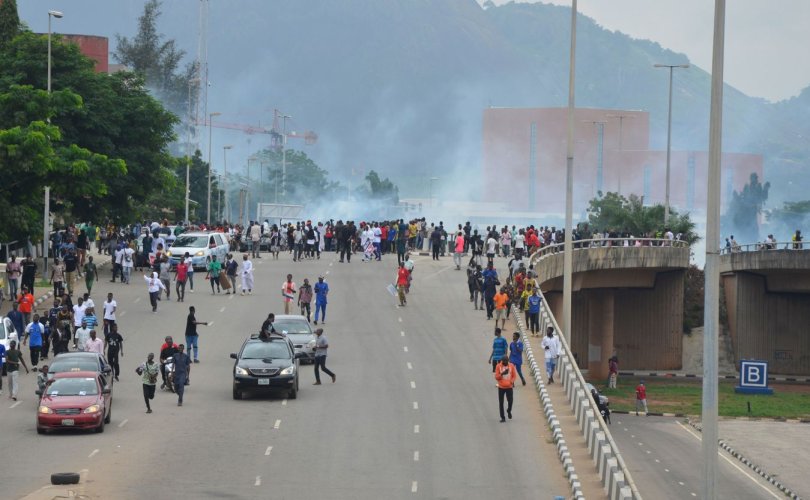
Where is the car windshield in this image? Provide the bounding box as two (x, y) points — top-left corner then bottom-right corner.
(241, 341), (290, 360)
(173, 236), (207, 248)
(273, 320), (312, 335)
(50, 358), (99, 373)
(46, 377), (98, 396)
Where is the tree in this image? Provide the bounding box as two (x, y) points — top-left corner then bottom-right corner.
(113, 0), (197, 119)
(767, 200), (810, 240)
(244, 148), (337, 206)
(0, 0), (20, 48)
(358, 170), (399, 204)
(586, 192), (699, 244)
(722, 172), (770, 244)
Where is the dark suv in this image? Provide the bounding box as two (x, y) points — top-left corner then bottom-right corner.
(230, 333), (303, 400)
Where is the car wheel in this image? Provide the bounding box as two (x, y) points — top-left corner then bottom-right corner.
(51, 472), (80, 485)
(94, 418), (105, 434)
(104, 402), (112, 424)
(232, 385), (242, 400)
(37, 426), (46, 435)
(289, 380), (298, 400)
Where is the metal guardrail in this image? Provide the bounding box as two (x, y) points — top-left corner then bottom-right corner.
(719, 241), (806, 255)
(536, 290), (642, 500)
(528, 237), (689, 267)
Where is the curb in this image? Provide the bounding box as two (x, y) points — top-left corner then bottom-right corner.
(618, 371), (810, 384)
(513, 307), (585, 500)
(611, 410), (687, 418)
(687, 419), (803, 499)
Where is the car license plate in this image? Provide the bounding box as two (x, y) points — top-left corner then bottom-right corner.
(61, 419), (75, 426)
(258, 378), (270, 385)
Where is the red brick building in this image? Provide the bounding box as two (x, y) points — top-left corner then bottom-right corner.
(482, 107), (763, 215)
(63, 34), (109, 73)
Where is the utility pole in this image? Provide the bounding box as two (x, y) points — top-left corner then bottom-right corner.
(206, 111), (221, 224)
(562, 0), (577, 344)
(281, 114), (290, 203)
(606, 113), (636, 194)
(45, 10), (63, 274)
(655, 63), (690, 222)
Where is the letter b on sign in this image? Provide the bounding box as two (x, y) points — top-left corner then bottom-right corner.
(740, 360), (768, 388)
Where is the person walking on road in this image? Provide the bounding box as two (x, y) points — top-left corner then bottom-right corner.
(282, 274), (296, 314)
(488, 328), (508, 372)
(84, 256), (99, 294)
(540, 326), (560, 384)
(0, 340), (5, 396)
(185, 306), (208, 364)
(173, 344), (191, 406)
(206, 255), (222, 294)
(224, 254), (238, 295)
(6, 340), (29, 401)
(183, 253), (195, 293)
(174, 258), (189, 302)
(85, 330), (104, 355)
(312, 328), (336, 385)
(495, 355), (517, 422)
(527, 288), (542, 336)
(313, 276), (329, 325)
(17, 286), (35, 327)
(102, 293), (117, 336)
(509, 332), (526, 386)
(138, 353), (159, 413)
(453, 231), (464, 270)
(159, 257), (172, 300)
(635, 380), (648, 416)
(22, 313), (45, 371)
(493, 288), (509, 330)
(298, 278), (313, 322)
(396, 262), (409, 307)
(240, 254), (254, 295)
(144, 272), (166, 313)
(105, 323), (124, 381)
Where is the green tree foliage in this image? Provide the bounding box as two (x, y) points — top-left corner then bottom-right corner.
(585, 192), (699, 244)
(245, 148), (337, 206)
(357, 170), (399, 205)
(0, 0), (20, 48)
(113, 0), (197, 119)
(766, 200), (810, 240)
(722, 172), (770, 244)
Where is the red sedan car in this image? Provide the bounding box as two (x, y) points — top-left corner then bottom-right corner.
(37, 371), (112, 434)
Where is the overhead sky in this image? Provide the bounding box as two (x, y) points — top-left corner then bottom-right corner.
(485, 0), (810, 102)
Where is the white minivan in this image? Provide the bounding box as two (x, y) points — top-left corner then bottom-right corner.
(166, 232), (230, 270)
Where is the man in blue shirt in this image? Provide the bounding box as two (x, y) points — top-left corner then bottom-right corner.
(0, 342), (5, 395)
(489, 328), (508, 372)
(22, 314), (45, 371)
(527, 289), (542, 336)
(509, 332), (526, 386)
(481, 264), (499, 320)
(6, 302), (24, 340)
(313, 276), (329, 325)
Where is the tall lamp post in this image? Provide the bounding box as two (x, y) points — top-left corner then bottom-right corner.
(654, 63), (690, 223)
(562, 0), (577, 345)
(223, 145), (233, 223)
(605, 113), (636, 194)
(44, 10), (63, 274)
(280, 114), (291, 203)
(206, 111), (221, 225)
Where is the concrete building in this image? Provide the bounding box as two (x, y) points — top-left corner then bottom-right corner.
(62, 34), (109, 73)
(482, 107), (763, 215)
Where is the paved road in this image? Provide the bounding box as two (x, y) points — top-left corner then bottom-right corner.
(1, 249), (568, 499)
(611, 414), (783, 499)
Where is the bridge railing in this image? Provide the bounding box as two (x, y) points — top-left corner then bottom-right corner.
(720, 241), (807, 255)
(528, 237), (689, 267)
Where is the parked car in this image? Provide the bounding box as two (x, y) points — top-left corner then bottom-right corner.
(36, 371), (112, 434)
(272, 315), (316, 363)
(166, 232), (230, 270)
(231, 333), (305, 400)
(48, 352), (113, 390)
(1, 316), (19, 376)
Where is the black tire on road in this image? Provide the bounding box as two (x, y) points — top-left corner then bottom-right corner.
(51, 472), (80, 485)
(232, 385), (242, 400)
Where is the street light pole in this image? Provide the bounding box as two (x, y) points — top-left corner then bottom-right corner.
(223, 145), (233, 223)
(606, 113), (636, 195)
(562, 0), (577, 344)
(45, 10), (63, 274)
(281, 114), (290, 203)
(702, 2), (725, 498)
(206, 111), (221, 225)
(655, 63), (689, 223)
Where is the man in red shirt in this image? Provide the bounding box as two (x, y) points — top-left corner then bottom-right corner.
(175, 260), (189, 302)
(635, 380), (648, 416)
(17, 286), (35, 326)
(396, 263), (410, 307)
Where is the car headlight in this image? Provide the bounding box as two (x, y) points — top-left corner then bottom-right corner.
(195, 251), (205, 256)
(165, 251), (172, 257)
(280, 366), (295, 376)
(83, 405), (101, 414)
(307, 340), (316, 348)
(235, 366), (249, 376)
(38, 406), (53, 414)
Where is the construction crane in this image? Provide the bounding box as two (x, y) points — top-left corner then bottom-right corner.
(196, 110), (317, 149)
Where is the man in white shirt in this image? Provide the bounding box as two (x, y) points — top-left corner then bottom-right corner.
(121, 245), (135, 283)
(372, 223), (382, 261)
(540, 326), (562, 384)
(72, 298), (87, 340)
(241, 254), (254, 295)
(514, 230), (526, 259)
(85, 330), (104, 355)
(249, 222), (262, 258)
(74, 318), (92, 351)
(486, 236), (498, 265)
(102, 292), (117, 336)
(664, 228), (674, 246)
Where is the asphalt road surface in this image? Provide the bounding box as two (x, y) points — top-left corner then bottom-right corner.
(1, 249), (569, 499)
(611, 414), (784, 499)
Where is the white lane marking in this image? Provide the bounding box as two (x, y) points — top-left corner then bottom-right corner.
(691, 493), (697, 497)
(255, 476), (261, 486)
(207, 321), (214, 327)
(638, 442), (643, 446)
(403, 346), (409, 352)
(282, 399), (287, 406)
(678, 481), (685, 486)
(410, 381), (416, 389)
(401, 331), (405, 337)
(407, 362), (413, 370)
(414, 425), (420, 434)
(325, 270), (330, 275)
(413, 450), (419, 461)
(646, 450), (651, 454)
(88, 449), (99, 458)
(274, 419), (281, 429)
(265, 446), (273, 456)
(675, 421), (781, 499)
(398, 317), (402, 323)
(120, 311), (126, 317)
(118, 419), (128, 428)
(134, 297), (141, 303)
(630, 434), (635, 438)
(655, 459), (660, 463)
(411, 481), (418, 493)
(624, 428), (628, 431)
(9, 401), (21, 409)
(329, 262), (333, 267)
(413, 401), (419, 410)
(219, 306), (226, 313)
(229, 294), (234, 300)
(665, 469), (670, 472)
